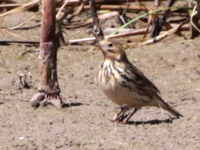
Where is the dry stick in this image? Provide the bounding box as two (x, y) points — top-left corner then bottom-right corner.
(68, 24), (189, 45)
(150, 0), (160, 38)
(0, 0), (40, 18)
(190, 6), (200, 32)
(65, 4), (168, 29)
(1, 0), (16, 3)
(2, 0), (16, 2)
(9, 23), (41, 30)
(0, 40), (39, 45)
(188, 2), (199, 38)
(0, 3), (21, 8)
(0, 2), (185, 15)
(0, 28), (25, 39)
(0, 0), (158, 10)
(190, 0), (200, 38)
(66, 3), (84, 21)
(90, 0), (104, 41)
(0, 23), (190, 46)
(197, 0), (200, 26)
(65, 11), (118, 28)
(9, 16), (35, 30)
(104, 23), (189, 34)
(82, 4), (164, 11)
(68, 28), (147, 45)
(118, 3), (131, 27)
(103, 28), (142, 34)
(1, 23), (189, 46)
(140, 23), (185, 46)
(152, 0), (177, 38)
(70, 4), (188, 14)
(56, 0), (69, 20)
(66, 0), (165, 5)
(0, 0), (131, 9)
(0, 1), (186, 13)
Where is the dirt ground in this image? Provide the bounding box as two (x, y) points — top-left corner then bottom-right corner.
(0, 3), (200, 150)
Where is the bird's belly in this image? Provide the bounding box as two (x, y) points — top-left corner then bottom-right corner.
(100, 83), (146, 108)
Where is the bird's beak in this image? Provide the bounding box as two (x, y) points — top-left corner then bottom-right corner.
(89, 41), (101, 51)
(94, 42), (100, 47)
(92, 42), (101, 51)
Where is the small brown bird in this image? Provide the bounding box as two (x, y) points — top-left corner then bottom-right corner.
(98, 40), (182, 124)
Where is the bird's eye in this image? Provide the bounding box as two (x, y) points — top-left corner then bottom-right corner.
(108, 43), (113, 47)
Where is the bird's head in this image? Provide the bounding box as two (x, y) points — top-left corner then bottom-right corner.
(98, 40), (126, 61)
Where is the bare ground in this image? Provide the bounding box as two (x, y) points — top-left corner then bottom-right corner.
(0, 8), (200, 150)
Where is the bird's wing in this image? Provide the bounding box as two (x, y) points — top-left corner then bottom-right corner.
(126, 62), (161, 96)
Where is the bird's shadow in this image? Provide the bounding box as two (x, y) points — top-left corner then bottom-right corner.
(62, 102), (84, 108)
(127, 118), (176, 125)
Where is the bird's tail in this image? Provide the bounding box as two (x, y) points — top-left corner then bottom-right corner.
(157, 98), (183, 118)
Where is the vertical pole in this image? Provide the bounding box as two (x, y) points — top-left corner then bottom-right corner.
(39, 0), (60, 96)
(31, 0), (61, 108)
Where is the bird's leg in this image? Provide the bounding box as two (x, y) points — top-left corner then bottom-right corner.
(111, 105), (129, 122)
(115, 109), (129, 122)
(122, 108), (138, 124)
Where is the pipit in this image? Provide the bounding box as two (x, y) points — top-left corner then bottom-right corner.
(98, 40), (182, 124)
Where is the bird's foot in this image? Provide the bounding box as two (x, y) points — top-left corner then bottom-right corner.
(110, 108), (139, 124)
(110, 113), (128, 123)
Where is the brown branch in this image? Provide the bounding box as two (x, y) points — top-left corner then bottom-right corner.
(0, 4), (20, 8)
(65, 11), (118, 29)
(90, 0), (104, 41)
(140, 23), (185, 46)
(0, 0), (40, 18)
(66, 0), (165, 5)
(188, 2), (200, 39)
(198, 0), (200, 26)
(82, 4), (163, 11)
(0, 0), (155, 9)
(0, 40), (39, 45)
(1, 0), (16, 3)
(151, 0), (177, 38)
(68, 24), (189, 45)
(68, 28), (149, 45)
(150, 0), (160, 38)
